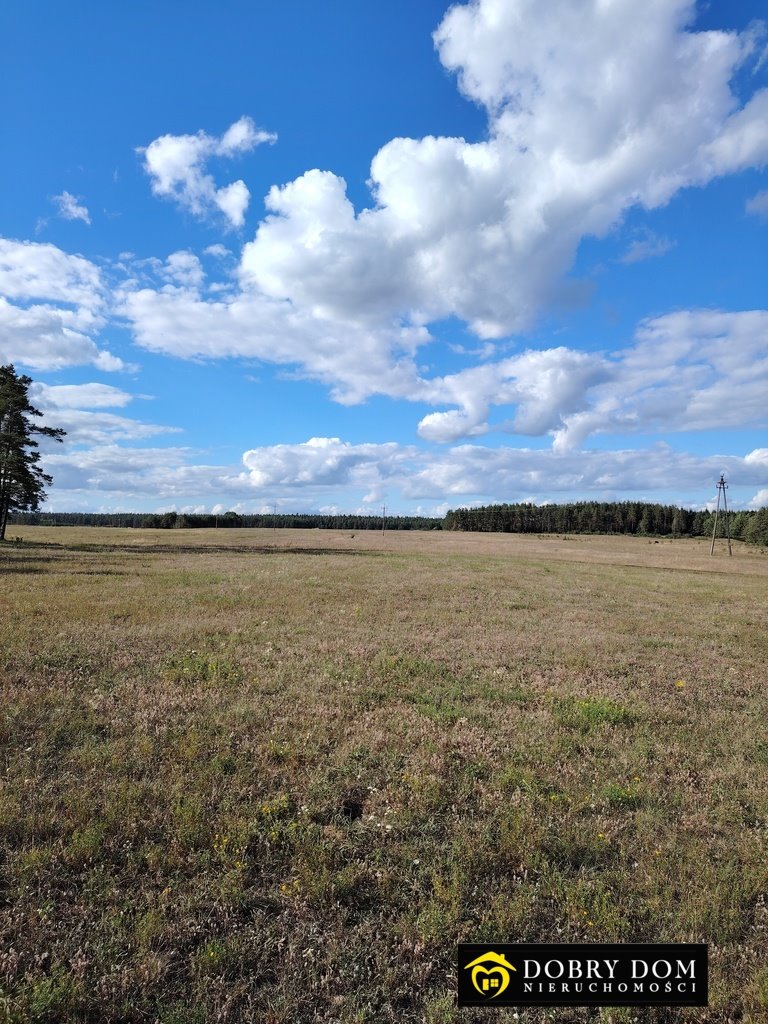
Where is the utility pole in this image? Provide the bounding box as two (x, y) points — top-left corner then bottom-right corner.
(381, 504), (386, 536)
(710, 474), (732, 556)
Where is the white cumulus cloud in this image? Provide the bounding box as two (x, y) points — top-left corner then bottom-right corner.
(42, 436), (768, 512)
(746, 189), (768, 219)
(237, 0), (768, 338)
(0, 238), (102, 307)
(416, 309), (768, 449)
(119, 284), (429, 404)
(32, 382), (135, 409)
(51, 191), (91, 225)
(619, 230), (676, 264)
(241, 437), (411, 498)
(403, 442), (768, 503)
(140, 116), (277, 228)
(0, 238), (127, 371)
(118, 1), (768, 439)
(30, 382), (175, 447)
(162, 251), (205, 289)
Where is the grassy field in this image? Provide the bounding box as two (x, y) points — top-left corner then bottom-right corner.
(0, 527), (766, 1023)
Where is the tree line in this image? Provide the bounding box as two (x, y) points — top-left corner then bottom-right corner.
(443, 501), (768, 545)
(10, 510), (442, 532)
(11, 502), (768, 545)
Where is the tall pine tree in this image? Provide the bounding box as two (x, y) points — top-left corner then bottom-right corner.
(0, 365), (65, 540)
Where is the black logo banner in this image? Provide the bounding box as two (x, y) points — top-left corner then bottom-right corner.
(458, 943), (708, 1007)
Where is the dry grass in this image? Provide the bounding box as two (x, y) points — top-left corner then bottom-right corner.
(0, 528), (766, 1023)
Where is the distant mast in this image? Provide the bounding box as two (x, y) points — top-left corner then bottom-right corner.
(710, 474), (732, 556)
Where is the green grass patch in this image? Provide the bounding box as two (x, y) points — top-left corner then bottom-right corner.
(162, 647), (243, 686)
(553, 695), (638, 731)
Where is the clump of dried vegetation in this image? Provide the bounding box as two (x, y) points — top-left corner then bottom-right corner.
(0, 527), (766, 1023)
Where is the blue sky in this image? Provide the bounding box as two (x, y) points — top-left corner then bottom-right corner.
(1, 0), (767, 515)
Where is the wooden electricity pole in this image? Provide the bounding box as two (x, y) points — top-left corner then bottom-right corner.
(710, 474), (732, 556)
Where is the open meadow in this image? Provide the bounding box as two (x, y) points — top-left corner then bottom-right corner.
(1, 527), (766, 1023)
